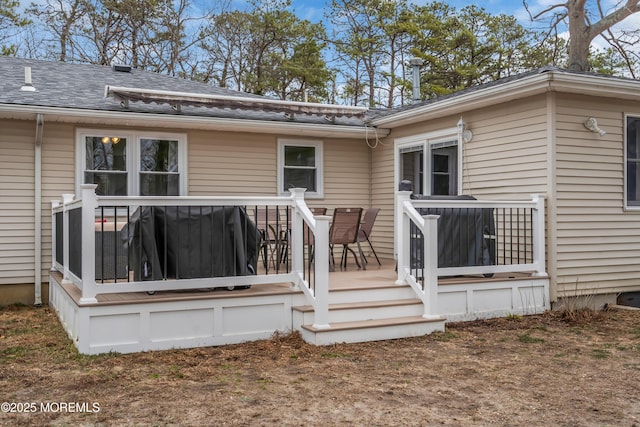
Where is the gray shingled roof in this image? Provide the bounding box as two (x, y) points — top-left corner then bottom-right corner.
(366, 66), (640, 122)
(0, 57), (366, 126)
(3, 57), (637, 127)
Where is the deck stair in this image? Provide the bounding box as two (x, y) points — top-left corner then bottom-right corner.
(292, 282), (446, 345)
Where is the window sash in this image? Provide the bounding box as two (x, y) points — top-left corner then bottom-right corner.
(78, 130), (186, 197)
(83, 135), (128, 196)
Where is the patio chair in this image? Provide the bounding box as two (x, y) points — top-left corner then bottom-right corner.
(357, 207), (381, 266)
(280, 207), (327, 264)
(329, 207), (365, 271)
(255, 207), (285, 272)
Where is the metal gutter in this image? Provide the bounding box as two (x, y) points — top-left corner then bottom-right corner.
(0, 104), (388, 139)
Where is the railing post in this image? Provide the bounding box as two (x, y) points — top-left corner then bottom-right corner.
(79, 184), (98, 304)
(396, 190), (412, 284)
(289, 188), (306, 275)
(312, 215), (331, 329)
(51, 200), (60, 272)
(531, 194), (547, 277)
(423, 215), (440, 318)
(61, 193), (74, 284)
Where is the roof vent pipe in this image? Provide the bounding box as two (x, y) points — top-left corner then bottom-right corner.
(20, 66), (36, 92)
(409, 58), (424, 103)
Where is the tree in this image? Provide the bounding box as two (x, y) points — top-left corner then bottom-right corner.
(1, 0), (30, 55)
(26, 0), (90, 61)
(145, 0), (200, 77)
(525, 0), (640, 72)
(410, 3), (545, 99)
(328, 0), (410, 108)
(199, 0), (331, 101)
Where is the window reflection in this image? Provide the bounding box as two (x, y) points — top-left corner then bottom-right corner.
(84, 136), (127, 196)
(140, 139), (179, 196)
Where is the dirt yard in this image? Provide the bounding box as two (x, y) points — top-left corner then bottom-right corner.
(0, 304), (639, 427)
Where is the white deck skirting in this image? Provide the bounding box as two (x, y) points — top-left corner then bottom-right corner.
(49, 273), (304, 355)
(438, 276), (550, 322)
(49, 265), (549, 355)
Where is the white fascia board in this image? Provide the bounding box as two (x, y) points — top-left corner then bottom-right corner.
(0, 104), (387, 139)
(372, 71), (640, 128)
(547, 72), (640, 99)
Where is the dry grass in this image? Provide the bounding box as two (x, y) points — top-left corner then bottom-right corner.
(0, 304), (639, 426)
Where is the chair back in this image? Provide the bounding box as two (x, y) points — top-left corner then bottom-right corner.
(358, 207), (380, 241)
(330, 208), (363, 245)
(302, 207), (327, 246)
(310, 207), (327, 215)
(255, 207), (285, 242)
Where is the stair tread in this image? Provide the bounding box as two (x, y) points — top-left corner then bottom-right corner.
(292, 298), (422, 313)
(301, 315), (445, 333)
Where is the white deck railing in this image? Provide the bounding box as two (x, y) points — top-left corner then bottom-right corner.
(396, 191), (547, 317)
(51, 185), (329, 327)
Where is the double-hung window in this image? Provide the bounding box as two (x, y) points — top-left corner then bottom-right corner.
(83, 135), (129, 196)
(396, 129), (461, 196)
(139, 138), (180, 196)
(78, 130), (187, 196)
(278, 139), (323, 197)
(625, 115), (640, 208)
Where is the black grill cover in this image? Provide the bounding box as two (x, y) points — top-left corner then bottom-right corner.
(122, 206), (260, 281)
(411, 195), (495, 268)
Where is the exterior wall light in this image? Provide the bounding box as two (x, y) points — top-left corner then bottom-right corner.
(457, 117), (473, 142)
(584, 117), (606, 137)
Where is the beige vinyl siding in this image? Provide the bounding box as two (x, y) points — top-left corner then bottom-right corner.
(322, 138), (370, 210)
(0, 119), (35, 285)
(554, 94), (640, 295)
(188, 130), (277, 196)
(371, 138), (395, 257)
(40, 122), (76, 284)
(463, 96), (549, 199)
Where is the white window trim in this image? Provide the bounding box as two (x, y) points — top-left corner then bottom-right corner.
(277, 138), (324, 198)
(394, 127), (461, 196)
(76, 128), (188, 197)
(624, 113), (640, 211)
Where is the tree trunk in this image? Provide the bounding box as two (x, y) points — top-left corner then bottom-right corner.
(566, 0), (591, 71)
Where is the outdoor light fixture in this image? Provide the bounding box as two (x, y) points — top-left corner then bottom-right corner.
(457, 117), (473, 142)
(584, 117), (606, 137)
(101, 136), (121, 144)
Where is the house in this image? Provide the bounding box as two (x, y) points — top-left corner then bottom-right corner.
(0, 56), (637, 354)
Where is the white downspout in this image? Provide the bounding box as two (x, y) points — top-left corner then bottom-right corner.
(34, 114), (44, 306)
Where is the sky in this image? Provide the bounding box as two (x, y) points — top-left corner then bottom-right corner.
(252, 0), (531, 25)
(274, 0), (640, 52)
